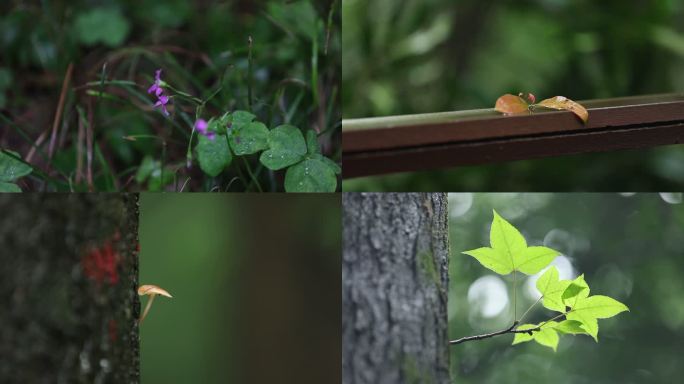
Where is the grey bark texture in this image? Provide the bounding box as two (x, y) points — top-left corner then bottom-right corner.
(0, 194), (140, 384)
(343, 193), (450, 384)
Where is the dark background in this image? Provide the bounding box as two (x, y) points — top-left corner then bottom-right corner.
(342, 0), (684, 191)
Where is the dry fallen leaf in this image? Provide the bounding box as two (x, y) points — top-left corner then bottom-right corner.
(536, 96), (589, 123)
(495, 94), (531, 115)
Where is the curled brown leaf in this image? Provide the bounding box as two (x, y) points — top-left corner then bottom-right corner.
(536, 96), (589, 123)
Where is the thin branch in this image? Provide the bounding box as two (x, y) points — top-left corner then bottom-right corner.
(450, 311), (569, 346)
(450, 321), (520, 345)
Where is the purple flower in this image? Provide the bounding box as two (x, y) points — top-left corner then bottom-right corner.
(194, 119), (216, 140)
(147, 69), (163, 96)
(148, 69), (170, 116)
(154, 94), (170, 116)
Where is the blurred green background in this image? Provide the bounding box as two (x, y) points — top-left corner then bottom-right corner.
(448, 193), (684, 383)
(342, 0), (684, 191)
(0, 0), (340, 191)
(139, 193), (341, 383)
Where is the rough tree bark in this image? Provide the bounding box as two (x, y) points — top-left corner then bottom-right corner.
(343, 193), (450, 384)
(0, 194), (140, 383)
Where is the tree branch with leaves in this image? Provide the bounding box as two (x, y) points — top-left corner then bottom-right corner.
(450, 210), (629, 351)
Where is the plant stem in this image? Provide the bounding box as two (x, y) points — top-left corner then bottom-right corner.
(241, 157), (263, 192)
(512, 271), (517, 321)
(247, 36), (254, 110)
(140, 295), (156, 324)
(518, 295), (543, 324)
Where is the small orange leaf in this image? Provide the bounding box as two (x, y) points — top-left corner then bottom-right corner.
(537, 96), (589, 123)
(495, 94), (531, 115)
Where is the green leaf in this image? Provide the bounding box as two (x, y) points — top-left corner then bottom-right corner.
(511, 324), (537, 345)
(197, 135), (232, 177)
(562, 282), (588, 300)
(536, 266), (572, 312)
(517, 246), (560, 275)
(463, 210), (560, 275)
(0, 150), (32, 182)
(229, 121), (269, 155)
(0, 182), (21, 192)
(312, 154), (341, 174)
(135, 155), (157, 183)
(74, 8), (130, 47)
(462, 247), (512, 275)
(554, 320), (587, 335)
(284, 157), (338, 192)
(562, 275), (590, 308)
(148, 167), (175, 192)
(230, 110), (256, 128)
(259, 125), (307, 170)
(566, 294), (629, 341)
(512, 322), (559, 351)
(306, 130), (320, 154)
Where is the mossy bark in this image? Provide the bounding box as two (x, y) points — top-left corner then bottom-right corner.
(0, 194), (140, 383)
(343, 193), (450, 384)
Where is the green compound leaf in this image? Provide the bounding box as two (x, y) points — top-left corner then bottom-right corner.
(229, 121), (269, 155)
(197, 135), (232, 177)
(0, 181), (21, 192)
(230, 110), (256, 128)
(284, 156), (337, 192)
(74, 8), (130, 47)
(0, 150), (32, 182)
(463, 210), (560, 275)
(259, 125), (307, 170)
(512, 322), (560, 352)
(555, 320), (587, 335)
(536, 266), (572, 312)
(566, 295), (629, 341)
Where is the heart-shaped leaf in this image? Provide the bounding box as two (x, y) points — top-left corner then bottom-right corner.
(495, 94), (530, 115)
(259, 125), (307, 170)
(229, 121), (269, 155)
(284, 156), (338, 192)
(537, 96), (589, 123)
(197, 134), (232, 177)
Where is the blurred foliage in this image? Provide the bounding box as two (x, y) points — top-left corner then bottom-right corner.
(342, 0), (684, 191)
(0, 0), (340, 191)
(448, 193), (684, 383)
(139, 193), (341, 383)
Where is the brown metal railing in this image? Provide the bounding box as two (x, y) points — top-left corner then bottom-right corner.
(343, 93), (684, 178)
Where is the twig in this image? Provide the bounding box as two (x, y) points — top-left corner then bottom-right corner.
(450, 321), (521, 345)
(450, 312), (569, 346)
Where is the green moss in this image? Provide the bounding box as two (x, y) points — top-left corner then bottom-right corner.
(418, 250), (440, 286)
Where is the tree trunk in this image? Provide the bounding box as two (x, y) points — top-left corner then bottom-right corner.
(0, 194), (140, 383)
(342, 193), (450, 384)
